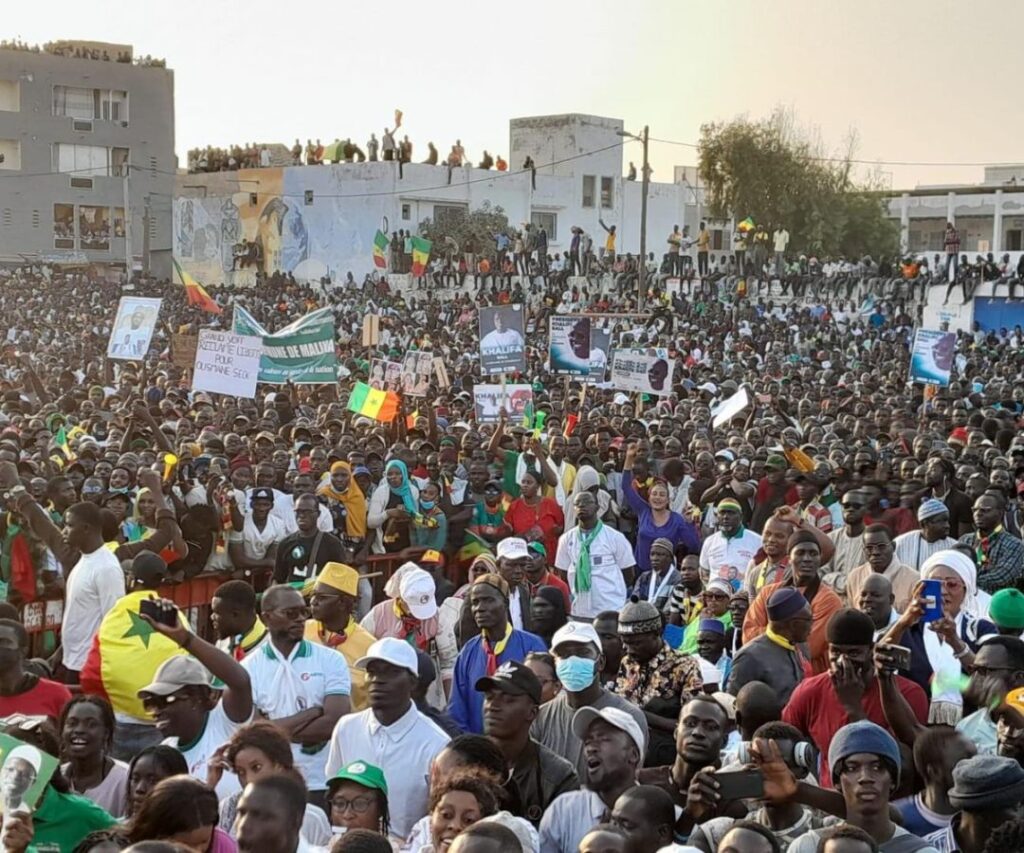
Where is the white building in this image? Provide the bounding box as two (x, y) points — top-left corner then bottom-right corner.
(173, 113), (729, 286)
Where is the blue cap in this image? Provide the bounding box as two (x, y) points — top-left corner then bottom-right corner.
(353, 465), (371, 476)
(917, 498), (948, 522)
(767, 588), (808, 621)
(829, 720), (900, 786)
(698, 618), (725, 636)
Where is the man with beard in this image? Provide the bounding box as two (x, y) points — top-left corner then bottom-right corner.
(824, 490), (869, 598)
(273, 493), (347, 585)
(893, 499), (958, 571)
(957, 636), (1024, 754)
(925, 457), (974, 537)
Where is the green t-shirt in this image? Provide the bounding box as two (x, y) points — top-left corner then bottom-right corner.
(502, 451), (522, 498)
(30, 787), (116, 853)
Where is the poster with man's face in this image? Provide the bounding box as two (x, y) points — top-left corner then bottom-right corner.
(479, 306), (526, 375)
(909, 329), (956, 387)
(369, 359), (403, 392)
(107, 296), (162, 361)
(473, 384), (533, 423)
(611, 347), (674, 396)
(400, 351), (434, 396)
(0, 733), (57, 815)
(587, 318), (612, 383)
(549, 315), (592, 375)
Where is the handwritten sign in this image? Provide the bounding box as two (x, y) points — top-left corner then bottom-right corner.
(171, 334), (199, 370)
(192, 330), (262, 398)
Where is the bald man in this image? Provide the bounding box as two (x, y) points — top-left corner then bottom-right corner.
(856, 572), (898, 641)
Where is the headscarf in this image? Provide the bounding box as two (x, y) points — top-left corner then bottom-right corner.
(385, 459), (417, 514)
(921, 549), (982, 619)
(318, 461), (367, 539)
(133, 487), (157, 526)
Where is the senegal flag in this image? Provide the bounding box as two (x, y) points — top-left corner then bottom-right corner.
(347, 381), (399, 423)
(173, 259), (223, 314)
(80, 590), (189, 721)
(737, 216), (755, 233)
(410, 236), (432, 276)
(372, 231), (389, 269)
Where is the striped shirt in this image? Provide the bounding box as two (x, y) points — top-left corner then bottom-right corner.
(892, 531), (958, 572)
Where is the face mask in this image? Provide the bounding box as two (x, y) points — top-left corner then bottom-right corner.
(420, 500), (436, 511)
(555, 655), (596, 692)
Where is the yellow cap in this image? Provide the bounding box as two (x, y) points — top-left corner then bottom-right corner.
(420, 549), (443, 565)
(316, 562), (360, 596)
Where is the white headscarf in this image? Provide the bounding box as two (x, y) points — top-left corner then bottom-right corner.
(921, 549), (983, 619)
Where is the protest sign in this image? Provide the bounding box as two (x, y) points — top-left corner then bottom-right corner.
(400, 351), (434, 396)
(479, 305), (526, 375)
(192, 330), (263, 398)
(369, 359), (403, 392)
(549, 316), (592, 375)
(610, 347), (674, 396)
(107, 297), (161, 361)
(712, 387), (751, 428)
(0, 732), (58, 816)
(171, 333), (199, 370)
(233, 305), (337, 384)
(909, 329), (956, 386)
(473, 384), (533, 424)
(588, 319), (612, 382)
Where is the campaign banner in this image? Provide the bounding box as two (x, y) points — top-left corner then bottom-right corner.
(232, 305), (337, 384)
(473, 384), (533, 424)
(909, 329), (955, 387)
(369, 358), (403, 392)
(107, 297), (162, 361)
(611, 347), (674, 396)
(171, 333), (199, 370)
(0, 732), (58, 815)
(479, 305), (526, 375)
(588, 318), (612, 382)
(192, 330), (263, 398)
(400, 351), (435, 396)
(549, 316), (592, 375)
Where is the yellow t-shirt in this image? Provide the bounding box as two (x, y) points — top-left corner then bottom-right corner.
(304, 618), (375, 711)
(605, 232), (616, 252)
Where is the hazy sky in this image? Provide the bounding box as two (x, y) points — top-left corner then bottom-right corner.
(8, 0), (1022, 190)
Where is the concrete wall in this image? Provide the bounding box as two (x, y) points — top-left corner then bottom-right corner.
(887, 187), (1024, 255)
(0, 47), (175, 275)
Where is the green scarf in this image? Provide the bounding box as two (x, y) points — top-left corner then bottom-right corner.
(576, 520), (604, 594)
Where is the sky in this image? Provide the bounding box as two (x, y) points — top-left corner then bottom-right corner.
(7, 0), (1024, 190)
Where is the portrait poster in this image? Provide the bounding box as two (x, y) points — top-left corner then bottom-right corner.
(610, 347), (674, 396)
(400, 351), (434, 396)
(369, 359), (403, 392)
(0, 732), (58, 815)
(587, 318), (612, 382)
(479, 305), (526, 375)
(107, 297), (162, 361)
(549, 315), (592, 375)
(473, 384), (533, 424)
(909, 329), (955, 387)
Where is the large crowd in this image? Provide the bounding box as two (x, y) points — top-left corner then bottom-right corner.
(0, 251), (1021, 853)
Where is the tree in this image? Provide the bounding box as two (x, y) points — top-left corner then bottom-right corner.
(418, 201), (511, 260)
(698, 108), (898, 259)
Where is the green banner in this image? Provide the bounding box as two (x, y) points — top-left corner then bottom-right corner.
(232, 305), (337, 384)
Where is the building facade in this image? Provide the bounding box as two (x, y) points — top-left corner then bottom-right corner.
(0, 42), (175, 277)
(173, 113), (724, 286)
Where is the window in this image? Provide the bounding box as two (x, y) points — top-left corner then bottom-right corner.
(53, 144), (110, 176)
(112, 207), (126, 238)
(582, 175), (596, 208)
(0, 139), (20, 170)
(101, 90), (128, 124)
(433, 204), (468, 231)
(0, 80), (19, 113)
(79, 206), (110, 250)
(600, 177), (613, 209)
(53, 87), (129, 124)
(712, 229), (724, 251)
(401, 203), (411, 221)
(1007, 230), (1022, 251)
(113, 148), (130, 177)
(54, 203), (75, 248)
(531, 211), (557, 242)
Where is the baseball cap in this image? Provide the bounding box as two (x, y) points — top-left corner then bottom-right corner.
(551, 621), (601, 655)
(571, 706), (645, 757)
(398, 568), (437, 620)
(765, 454), (787, 470)
(249, 486), (275, 504)
(138, 656), (211, 697)
(527, 541), (547, 558)
(474, 660), (542, 705)
(316, 562), (359, 597)
(496, 537), (529, 561)
(355, 637), (419, 677)
(420, 549), (444, 565)
(327, 760), (388, 796)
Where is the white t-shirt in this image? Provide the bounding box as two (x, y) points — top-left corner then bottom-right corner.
(232, 513), (289, 561)
(480, 328), (524, 352)
(62, 546), (125, 671)
(555, 524), (636, 619)
(243, 639), (351, 790)
(773, 229), (790, 252)
(699, 529), (763, 589)
(164, 701), (247, 800)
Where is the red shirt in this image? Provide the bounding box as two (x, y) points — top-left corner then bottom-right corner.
(0, 677), (72, 720)
(864, 508), (917, 537)
(527, 571), (571, 612)
(782, 671), (927, 788)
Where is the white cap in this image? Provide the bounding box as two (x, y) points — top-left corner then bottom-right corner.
(4, 745), (41, 773)
(697, 382), (718, 394)
(398, 568), (437, 620)
(355, 637), (419, 677)
(571, 706), (646, 758)
(551, 621), (602, 655)
(613, 392), (630, 406)
(496, 537), (529, 561)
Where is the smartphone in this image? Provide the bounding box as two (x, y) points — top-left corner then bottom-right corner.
(713, 768), (765, 801)
(921, 579), (944, 622)
(140, 598), (178, 627)
(887, 645), (912, 671)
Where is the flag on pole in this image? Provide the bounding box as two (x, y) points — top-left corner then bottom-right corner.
(737, 216), (755, 233)
(347, 381), (399, 423)
(173, 259), (223, 314)
(373, 231), (389, 269)
(411, 236), (432, 276)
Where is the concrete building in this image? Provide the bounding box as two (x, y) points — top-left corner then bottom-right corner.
(173, 113), (725, 286)
(886, 165), (1024, 256)
(0, 41), (175, 276)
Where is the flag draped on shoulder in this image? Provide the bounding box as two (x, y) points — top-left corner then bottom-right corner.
(79, 590), (189, 720)
(173, 259), (222, 315)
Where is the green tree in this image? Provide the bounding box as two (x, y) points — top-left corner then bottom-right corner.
(418, 201), (511, 260)
(698, 108), (898, 258)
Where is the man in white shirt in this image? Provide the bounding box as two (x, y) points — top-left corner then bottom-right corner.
(495, 537), (531, 631)
(893, 499), (957, 572)
(325, 637), (450, 838)
(555, 492), (636, 619)
(480, 310), (524, 354)
(61, 502), (125, 678)
(243, 585), (351, 800)
(698, 498), (762, 592)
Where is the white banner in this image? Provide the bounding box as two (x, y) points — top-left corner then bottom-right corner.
(192, 330), (263, 398)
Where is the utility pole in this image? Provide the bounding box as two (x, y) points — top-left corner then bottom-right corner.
(142, 195), (151, 276)
(639, 125), (649, 310)
(122, 163), (133, 274)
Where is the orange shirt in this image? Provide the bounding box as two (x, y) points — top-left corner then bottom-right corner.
(743, 580), (843, 674)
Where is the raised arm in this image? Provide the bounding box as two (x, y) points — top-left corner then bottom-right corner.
(486, 410), (510, 463)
